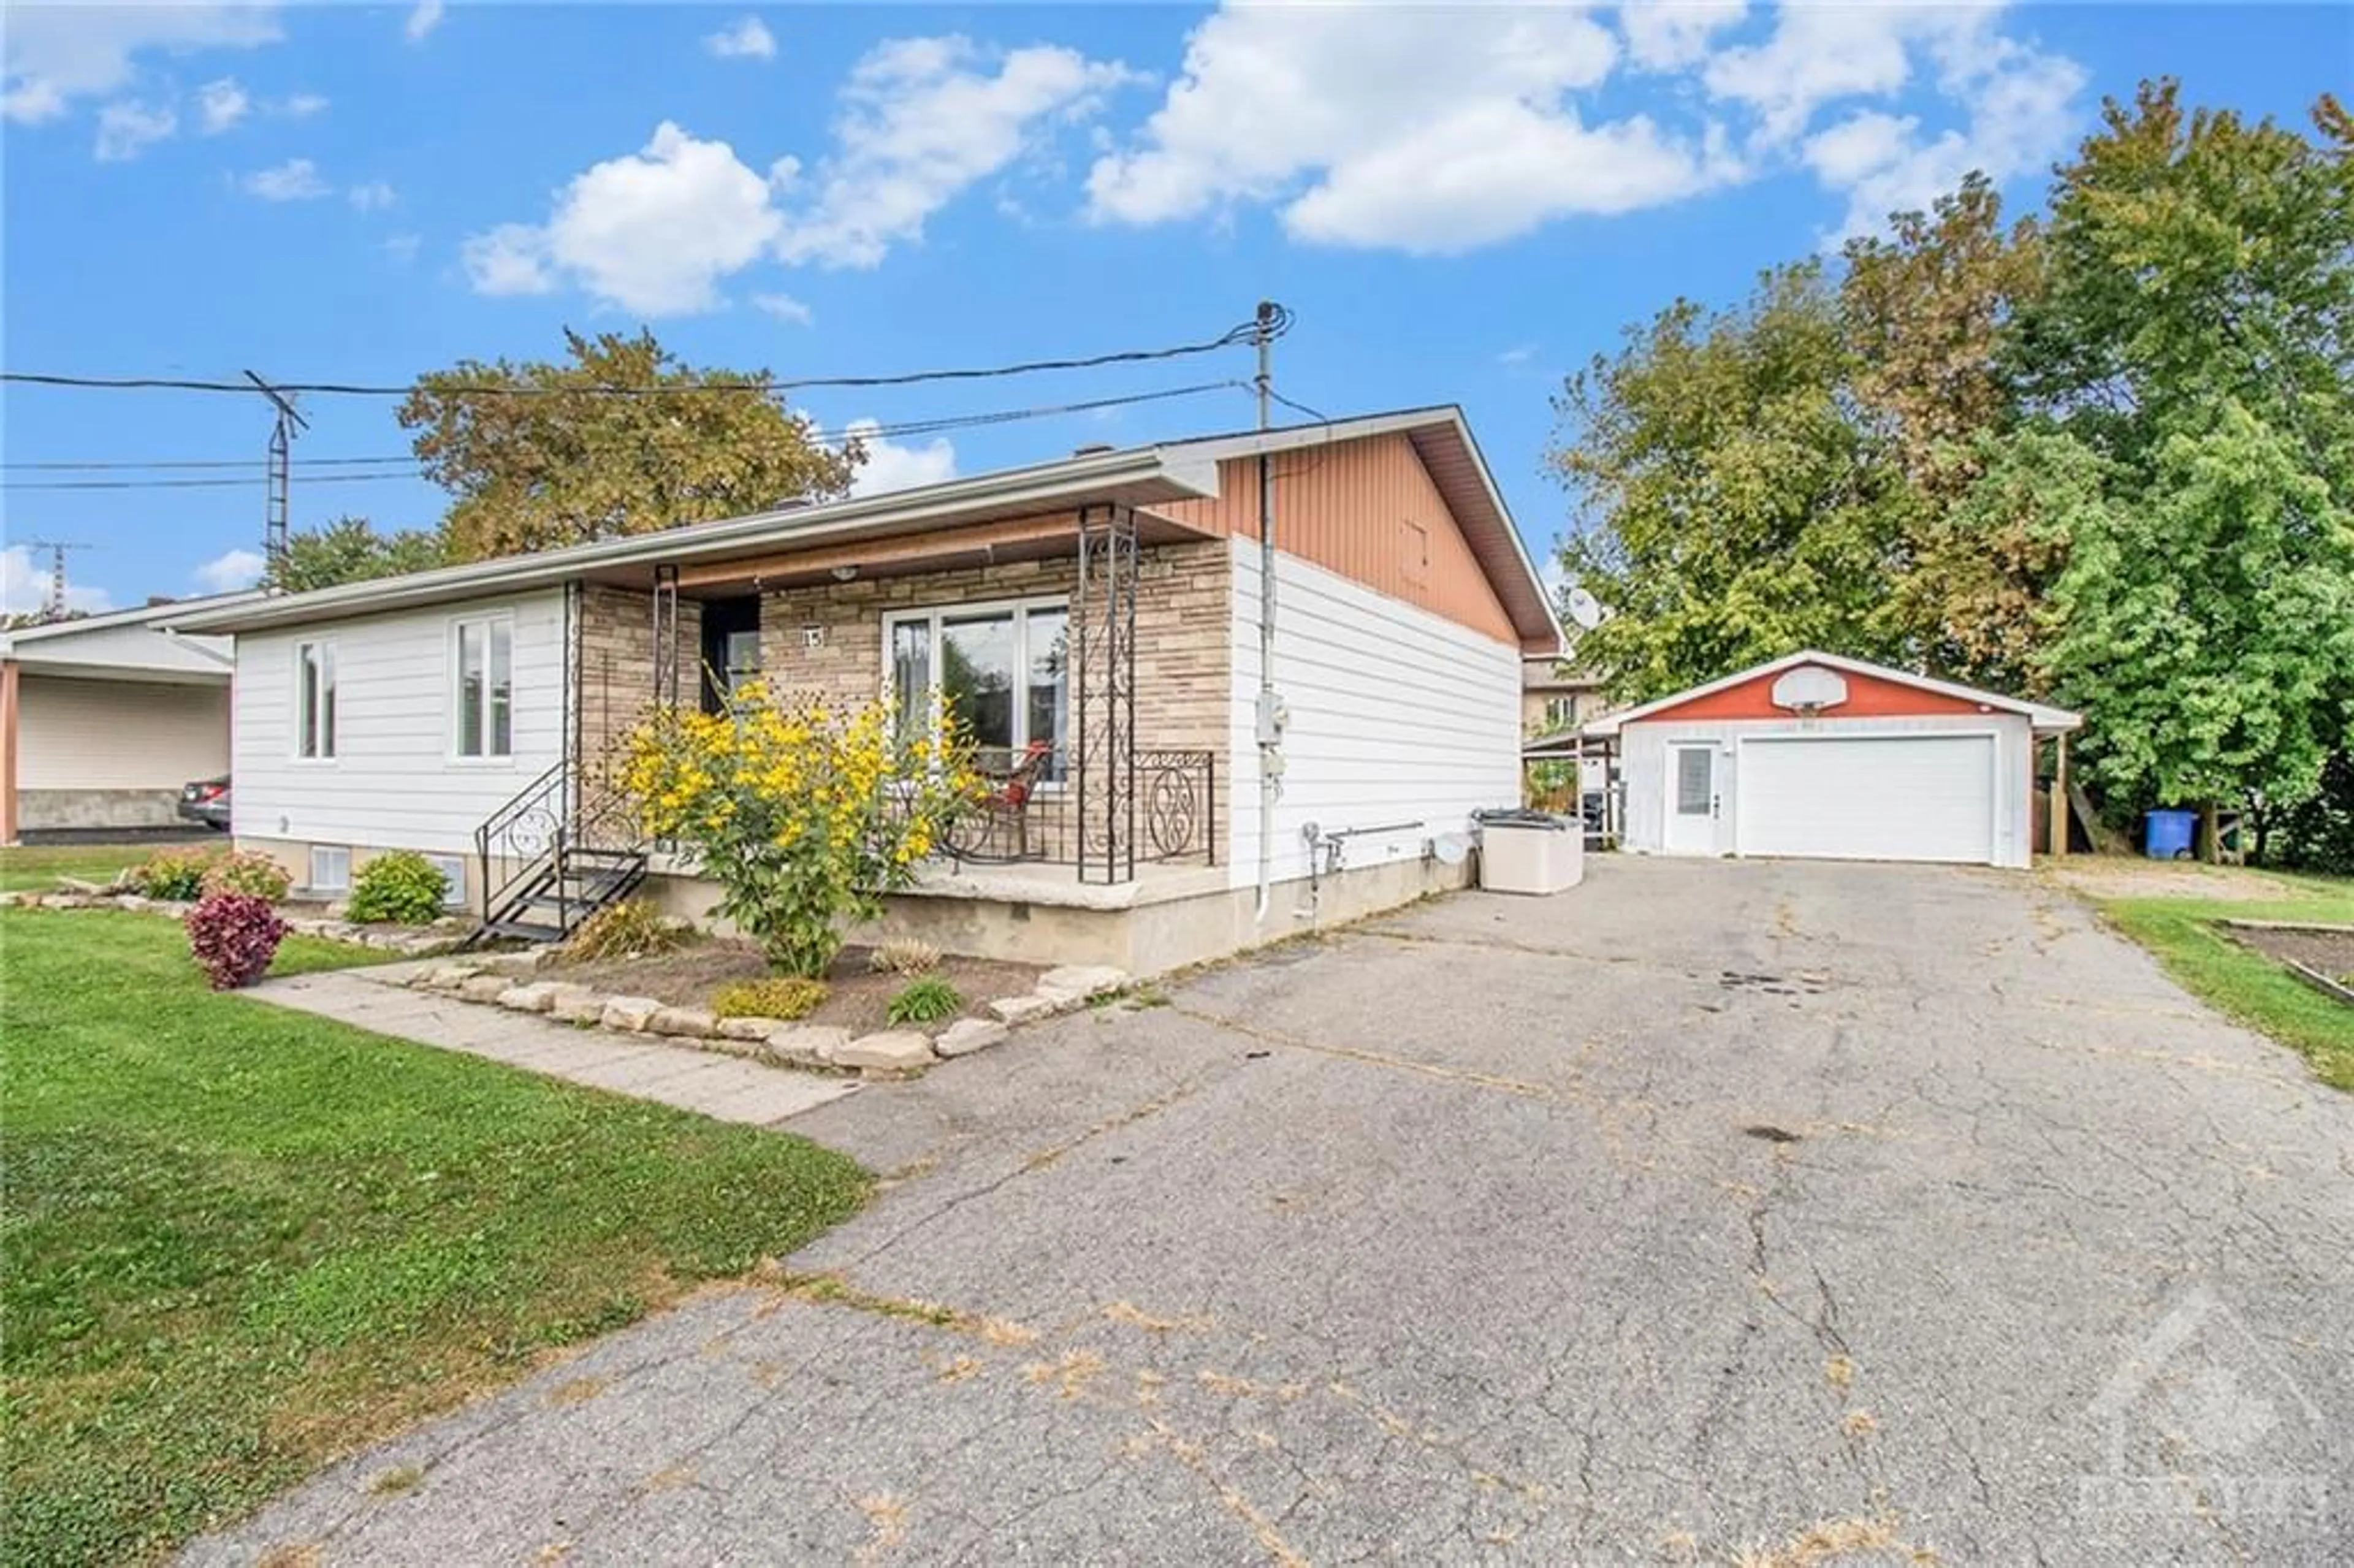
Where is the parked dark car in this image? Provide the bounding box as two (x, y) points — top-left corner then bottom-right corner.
(178, 775), (231, 831)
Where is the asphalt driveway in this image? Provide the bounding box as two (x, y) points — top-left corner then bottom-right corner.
(187, 858), (2352, 1566)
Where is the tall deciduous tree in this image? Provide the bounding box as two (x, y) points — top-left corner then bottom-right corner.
(265, 517), (447, 592)
(2022, 83), (2354, 811)
(1549, 265), (1907, 701)
(399, 330), (860, 561)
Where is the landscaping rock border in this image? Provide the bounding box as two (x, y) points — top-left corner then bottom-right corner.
(1, 886), (464, 956)
(397, 953), (1132, 1078)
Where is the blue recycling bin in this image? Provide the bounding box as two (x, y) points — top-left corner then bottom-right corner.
(2144, 809), (2198, 860)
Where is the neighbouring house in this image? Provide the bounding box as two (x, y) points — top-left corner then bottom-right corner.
(1, 596), (251, 841)
(1583, 650), (2080, 869)
(1521, 654), (1604, 740)
(169, 408), (1561, 972)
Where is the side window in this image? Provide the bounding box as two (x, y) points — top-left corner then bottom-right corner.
(454, 617), (514, 758)
(297, 641), (336, 758)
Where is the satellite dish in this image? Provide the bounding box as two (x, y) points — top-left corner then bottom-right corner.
(1563, 585), (1604, 631)
(1431, 833), (1472, 867)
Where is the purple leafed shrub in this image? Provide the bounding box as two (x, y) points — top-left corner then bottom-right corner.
(186, 893), (290, 990)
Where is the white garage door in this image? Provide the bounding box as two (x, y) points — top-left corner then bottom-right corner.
(1737, 734), (1996, 865)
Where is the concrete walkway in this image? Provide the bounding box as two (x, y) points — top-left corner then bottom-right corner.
(252, 969), (859, 1126)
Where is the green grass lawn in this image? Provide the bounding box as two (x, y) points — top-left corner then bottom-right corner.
(1, 909), (871, 1567)
(2095, 871), (2354, 1092)
(0, 841), (200, 892)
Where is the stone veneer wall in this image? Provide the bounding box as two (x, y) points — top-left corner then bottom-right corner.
(577, 584), (701, 785)
(573, 541), (1235, 860)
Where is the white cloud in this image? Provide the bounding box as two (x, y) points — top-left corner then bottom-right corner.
(753, 292), (813, 325)
(383, 232), (422, 264)
(1497, 344), (1536, 368)
(845, 419), (956, 497)
(1087, 6), (1733, 251)
(1791, 19), (2085, 242)
(1619, 1), (1747, 71)
(93, 97), (177, 161)
(405, 1), (444, 44)
(348, 180), (398, 212)
(0, 547), (112, 617)
(194, 548), (266, 593)
(3, 3), (281, 125)
(460, 223), (553, 295)
(777, 36), (1138, 268)
(242, 156), (329, 200)
(704, 15), (777, 62)
(278, 90), (327, 118)
(196, 76), (248, 133)
(463, 122), (785, 314)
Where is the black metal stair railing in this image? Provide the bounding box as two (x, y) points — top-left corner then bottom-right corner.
(472, 761), (649, 940)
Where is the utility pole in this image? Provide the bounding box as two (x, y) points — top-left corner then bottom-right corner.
(18, 539), (94, 619)
(1252, 299), (1284, 923)
(243, 369), (309, 571)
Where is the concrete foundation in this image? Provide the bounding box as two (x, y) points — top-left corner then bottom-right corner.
(17, 788), (191, 832)
(644, 852), (1478, 976)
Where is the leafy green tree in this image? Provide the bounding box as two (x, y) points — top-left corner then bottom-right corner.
(1548, 264), (1908, 701)
(265, 517), (446, 592)
(2021, 83), (2354, 813)
(399, 329), (860, 561)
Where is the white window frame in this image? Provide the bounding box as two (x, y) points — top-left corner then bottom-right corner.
(421, 853), (471, 908)
(308, 845), (351, 894)
(880, 595), (1070, 778)
(294, 639), (336, 761)
(450, 613), (516, 762)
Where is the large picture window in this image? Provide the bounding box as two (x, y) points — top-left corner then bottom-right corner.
(296, 640), (336, 759)
(454, 616), (514, 758)
(884, 599), (1068, 773)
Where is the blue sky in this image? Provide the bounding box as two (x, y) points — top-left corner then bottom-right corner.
(3, 2), (2344, 614)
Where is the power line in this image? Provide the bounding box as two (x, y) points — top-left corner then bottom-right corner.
(0, 314), (1288, 402)
(0, 380), (1252, 486)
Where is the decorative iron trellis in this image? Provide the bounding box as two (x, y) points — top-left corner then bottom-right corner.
(1074, 501), (1138, 885)
(650, 563), (682, 712)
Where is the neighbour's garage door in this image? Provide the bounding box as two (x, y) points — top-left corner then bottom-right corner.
(1737, 734), (1996, 865)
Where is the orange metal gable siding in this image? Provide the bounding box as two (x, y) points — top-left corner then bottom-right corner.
(1155, 433), (1519, 645)
(1642, 665), (1989, 724)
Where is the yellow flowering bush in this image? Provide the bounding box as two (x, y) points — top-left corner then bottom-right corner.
(619, 680), (977, 977)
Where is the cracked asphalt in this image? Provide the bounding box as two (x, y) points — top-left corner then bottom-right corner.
(183, 857), (2353, 1566)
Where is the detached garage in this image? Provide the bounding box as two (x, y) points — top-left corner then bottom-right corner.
(1585, 651), (2081, 870)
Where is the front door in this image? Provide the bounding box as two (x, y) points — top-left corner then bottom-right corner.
(1664, 744), (1721, 855)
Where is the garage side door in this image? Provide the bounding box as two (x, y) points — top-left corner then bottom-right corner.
(1737, 735), (1995, 865)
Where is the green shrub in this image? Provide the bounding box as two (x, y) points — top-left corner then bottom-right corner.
(712, 976), (828, 1021)
(866, 937), (942, 976)
(345, 851), (449, 925)
(198, 849), (291, 902)
(131, 847), (218, 900)
(885, 976), (962, 1026)
(562, 899), (684, 962)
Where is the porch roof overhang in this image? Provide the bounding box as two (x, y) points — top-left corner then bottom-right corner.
(166, 447), (1222, 634)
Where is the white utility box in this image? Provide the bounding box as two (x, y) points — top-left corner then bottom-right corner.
(1474, 810), (1584, 894)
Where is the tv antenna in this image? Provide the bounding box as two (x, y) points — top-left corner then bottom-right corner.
(244, 369), (309, 569)
(18, 538), (95, 618)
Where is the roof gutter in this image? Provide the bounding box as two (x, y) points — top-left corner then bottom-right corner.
(167, 446), (1199, 634)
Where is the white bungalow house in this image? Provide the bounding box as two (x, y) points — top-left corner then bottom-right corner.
(169, 408), (1561, 973)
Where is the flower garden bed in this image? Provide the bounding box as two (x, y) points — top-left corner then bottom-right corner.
(403, 948), (1133, 1076)
(0, 884), (465, 956)
(546, 936), (1044, 1037)
(2220, 919), (2354, 1006)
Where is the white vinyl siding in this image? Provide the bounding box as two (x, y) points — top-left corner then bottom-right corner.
(1225, 539), (1520, 889)
(231, 590), (564, 856)
(16, 675), (230, 790)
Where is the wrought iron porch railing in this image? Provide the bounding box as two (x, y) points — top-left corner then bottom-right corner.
(936, 745), (1216, 877)
(470, 760), (649, 943)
